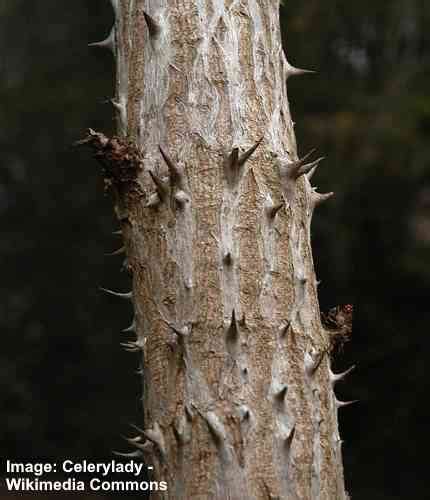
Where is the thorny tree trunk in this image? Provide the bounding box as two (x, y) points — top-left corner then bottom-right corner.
(84, 1), (353, 499)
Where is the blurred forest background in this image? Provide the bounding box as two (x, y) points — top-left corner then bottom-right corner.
(1, 1), (429, 499)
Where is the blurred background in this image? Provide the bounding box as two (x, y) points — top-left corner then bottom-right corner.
(1, 0), (429, 498)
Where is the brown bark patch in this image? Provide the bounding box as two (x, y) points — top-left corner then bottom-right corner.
(76, 128), (144, 199)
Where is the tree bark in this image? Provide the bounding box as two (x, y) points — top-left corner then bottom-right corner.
(86, 1), (351, 499)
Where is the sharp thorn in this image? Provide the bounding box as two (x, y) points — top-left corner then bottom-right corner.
(105, 246), (125, 256)
(279, 320), (291, 337)
(124, 435), (143, 444)
(122, 318), (136, 333)
(174, 190), (190, 207)
(198, 410), (226, 445)
(120, 341), (142, 352)
(285, 425), (296, 448)
(298, 148), (317, 164)
(237, 137), (263, 167)
(163, 320), (189, 338)
(148, 170), (167, 199)
(99, 287), (133, 300)
(239, 405), (251, 421)
(228, 147), (240, 169)
(88, 28), (115, 52)
(143, 11), (161, 39)
(267, 201), (284, 219)
(110, 0), (118, 16)
(223, 252), (233, 265)
(286, 65), (315, 79)
(275, 385), (288, 401)
(130, 423), (146, 435)
(330, 365), (356, 384)
(312, 191), (334, 206)
(227, 309), (239, 341)
(159, 146), (182, 186)
(112, 450), (143, 458)
(110, 99), (124, 113)
(306, 164), (319, 181)
(335, 398), (359, 409)
(298, 157), (324, 177)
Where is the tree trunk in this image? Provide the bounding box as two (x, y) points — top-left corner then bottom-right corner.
(85, 1), (351, 499)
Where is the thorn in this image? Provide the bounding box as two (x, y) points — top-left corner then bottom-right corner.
(266, 201), (284, 219)
(227, 138), (262, 172)
(118, 215), (130, 225)
(159, 146), (182, 186)
(105, 246), (125, 256)
(112, 229), (122, 236)
(298, 148), (317, 164)
(143, 11), (161, 39)
(286, 63), (315, 79)
(228, 147), (240, 170)
(122, 318), (136, 333)
(174, 190), (190, 207)
(124, 435), (142, 444)
(283, 150), (323, 180)
(99, 287), (133, 300)
(161, 318), (190, 338)
(173, 413), (191, 445)
(223, 252), (233, 265)
(110, 99), (124, 113)
(148, 170), (167, 200)
(304, 348), (325, 376)
(142, 422), (166, 457)
(110, 99), (127, 127)
(121, 341), (141, 352)
(185, 404), (195, 420)
(173, 325), (190, 338)
(279, 320), (291, 337)
(110, 0), (118, 16)
(227, 309), (239, 342)
(274, 384), (288, 402)
(121, 257), (131, 273)
(239, 405), (251, 422)
(129, 423), (145, 435)
(306, 164), (318, 181)
(329, 365), (356, 385)
(199, 410), (226, 445)
(127, 438), (154, 453)
(112, 450), (143, 458)
(285, 425), (296, 449)
(88, 27), (115, 52)
(237, 137), (263, 167)
(311, 190), (334, 207)
(297, 157), (325, 177)
(335, 398), (359, 409)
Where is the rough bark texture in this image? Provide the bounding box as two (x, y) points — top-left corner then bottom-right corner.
(88, 1), (351, 499)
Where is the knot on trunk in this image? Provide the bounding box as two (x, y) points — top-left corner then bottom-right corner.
(76, 129), (144, 195)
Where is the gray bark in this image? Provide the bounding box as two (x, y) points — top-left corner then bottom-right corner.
(86, 1), (352, 498)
